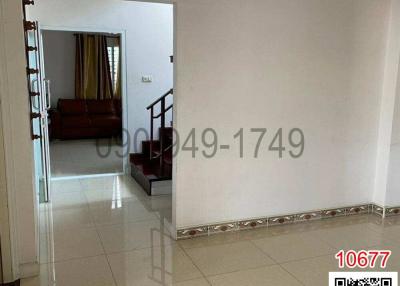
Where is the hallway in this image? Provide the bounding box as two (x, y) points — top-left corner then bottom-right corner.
(20, 176), (400, 286)
(50, 139), (124, 178)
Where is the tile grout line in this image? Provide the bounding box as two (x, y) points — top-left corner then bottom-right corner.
(181, 240), (283, 281)
(277, 252), (337, 267)
(85, 183), (119, 286)
(177, 243), (213, 286)
(45, 175), (169, 285)
(94, 223), (119, 286)
(247, 240), (305, 285)
(276, 264), (307, 286)
(247, 239), (279, 264)
(39, 253), (109, 267)
(202, 263), (303, 282)
(90, 230), (176, 257)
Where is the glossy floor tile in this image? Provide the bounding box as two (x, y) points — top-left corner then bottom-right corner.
(107, 245), (203, 285)
(40, 207), (95, 233)
(173, 278), (210, 286)
(21, 175), (400, 286)
(281, 254), (339, 286)
(208, 265), (302, 286)
(311, 223), (388, 250)
(89, 200), (158, 226)
(252, 231), (336, 263)
(39, 228), (104, 263)
(50, 139), (123, 178)
(23, 256), (116, 286)
(97, 219), (175, 254)
(51, 180), (83, 194)
(184, 241), (274, 276)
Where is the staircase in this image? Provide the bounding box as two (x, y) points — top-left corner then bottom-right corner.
(130, 89), (173, 195)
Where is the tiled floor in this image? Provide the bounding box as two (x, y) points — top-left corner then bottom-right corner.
(21, 175), (400, 286)
(50, 139), (123, 177)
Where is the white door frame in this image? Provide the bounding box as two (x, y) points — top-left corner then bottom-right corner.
(39, 25), (130, 179)
(0, 3), (14, 281)
(0, 3), (176, 282)
(0, 0), (37, 280)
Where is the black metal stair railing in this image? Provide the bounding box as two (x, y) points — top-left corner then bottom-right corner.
(146, 89), (173, 167)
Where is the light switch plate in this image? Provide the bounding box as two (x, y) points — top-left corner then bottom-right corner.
(142, 75), (153, 83)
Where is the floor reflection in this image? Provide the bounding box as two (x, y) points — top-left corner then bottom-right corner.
(21, 176), (400, 286)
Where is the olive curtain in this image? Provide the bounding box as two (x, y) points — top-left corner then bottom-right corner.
(75, 34), (114, 100)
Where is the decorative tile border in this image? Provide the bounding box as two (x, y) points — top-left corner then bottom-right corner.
(177, 226), (208, 239)
(268, 215), (295, 226)
(371, 204), (385, 217)
(385, 206), (400, 217)
(321, 207), (346, 218)
(346, 205), (369, 216)
(176, 203), (397, 240)
(208, 222), (238, 234)
(238, 219), (268, 230)
(295, 211), (321, 222)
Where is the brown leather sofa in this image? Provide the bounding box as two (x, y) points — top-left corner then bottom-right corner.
(50, 99), (122, 140)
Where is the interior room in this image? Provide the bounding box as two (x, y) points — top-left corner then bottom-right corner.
(3, 0), (400, 286)
(8, 1), (175, 284)
(43, 30), (124, 177)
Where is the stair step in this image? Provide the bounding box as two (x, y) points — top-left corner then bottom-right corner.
(160, 127), (173, 141)
(152, 149), (172, 165)
(130, 157), (172, 194)
(130, 126), (173, 195)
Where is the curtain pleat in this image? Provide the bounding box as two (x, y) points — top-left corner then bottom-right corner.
(75, 34), (84, 99)
(75, 34), (114, 100)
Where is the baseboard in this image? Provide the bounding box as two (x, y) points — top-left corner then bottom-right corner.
(177, 203), (398, 240)
(18, 262), (39, 279)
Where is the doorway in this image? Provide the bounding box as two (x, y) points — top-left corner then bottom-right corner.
(40, 29), (128, 179)
(16, 1), (177, 284)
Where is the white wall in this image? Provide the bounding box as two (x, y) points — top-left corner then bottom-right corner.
(386, 143), (400, 206)
(29, 0), (173, 149)
(0, 0), (38, 280)
(42, 31), (75, 108)
(373, 0), (400, 207)
(174, 0), (391, 228)
(391, 85), (400, 145)
(0, 5), (13, 280)
(3, 0), (400, 281)
(385, 35), (400, 207)
(0, 97), (13, 282)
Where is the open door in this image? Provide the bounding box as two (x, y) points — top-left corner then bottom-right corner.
(23, 2), (51, 203)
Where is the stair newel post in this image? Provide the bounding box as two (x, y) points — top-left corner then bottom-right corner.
(150, 107), (154, 160)
(160, 97), (166, 168)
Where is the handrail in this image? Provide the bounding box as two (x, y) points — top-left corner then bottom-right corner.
(147, 89), (173, 167)
(147, 88), (173, 110)
(153, 104), (173, 119)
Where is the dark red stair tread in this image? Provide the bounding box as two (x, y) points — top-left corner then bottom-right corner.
(131, 158), (171, 181)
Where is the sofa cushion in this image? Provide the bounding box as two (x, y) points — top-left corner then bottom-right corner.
(62, 115), (91, 128)
(113, 99), (122, 116)
(90, 115), (121, 128)
(87, 100), (115, 115)
(58, 99), (87, 115)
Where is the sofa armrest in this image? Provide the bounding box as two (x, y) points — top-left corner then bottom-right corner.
(49, 108), (62, 139)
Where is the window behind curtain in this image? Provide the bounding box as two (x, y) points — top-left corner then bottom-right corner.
(106, 37), (120, 95)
